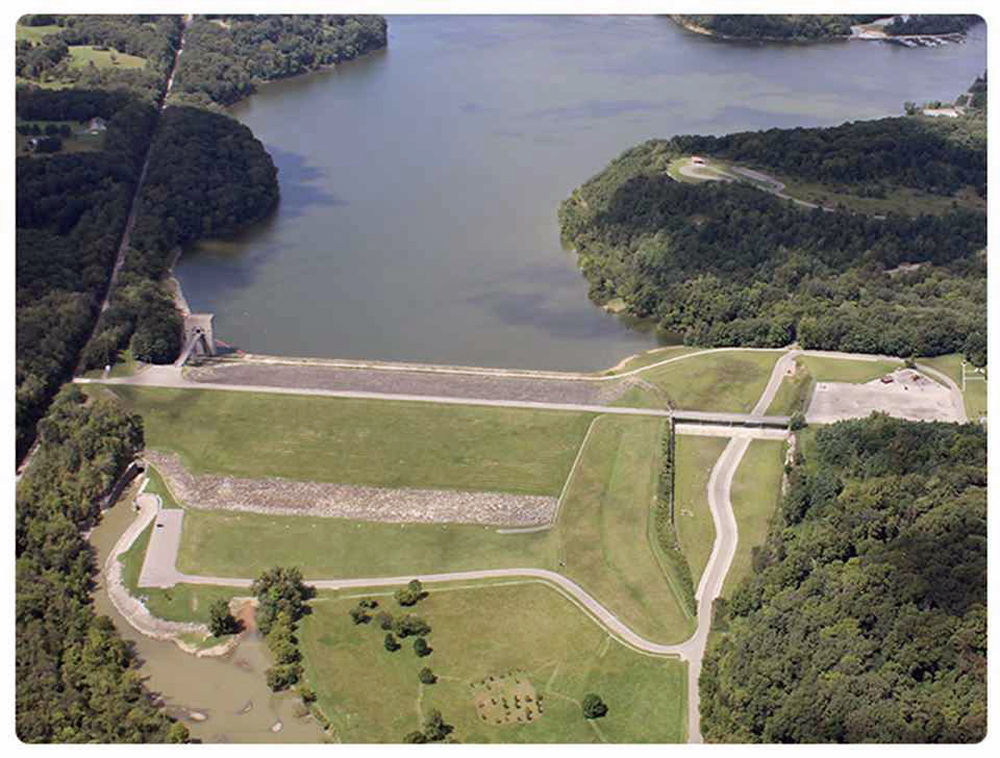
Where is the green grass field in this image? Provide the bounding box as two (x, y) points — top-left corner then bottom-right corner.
(919, 353), (987, 420)
(300, 582), (687, 743)
(556, 416), (693, 643)
(66, 45), (146, 70)
(105, 386), (592, 496)
(170, 412), (692, 644)
(16, 119), (106, 156)
(721, 440), (785, 598)
(765, 359), (813, 416)
(799, 355), (902, 384)
(15, 23), (63, 43)
(603, 345), (700, 376)
(673, 435), (728, 588)
(639, 350), (783, 413)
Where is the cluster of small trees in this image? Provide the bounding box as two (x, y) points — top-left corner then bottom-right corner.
(652, 421), (696, 615)
(252, 567), (316, 691)
(403, 709), (454, 743)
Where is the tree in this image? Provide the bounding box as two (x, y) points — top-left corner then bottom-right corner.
(403, 730), (428, 744)
(348, 606), (370, 625)
(413, 637), (432, 657)
(394, 578), (425, 607)
(789, 412), (807, 431)
(421, 709), (453, 741)
(376, 611), (394, 630)
(394, 615), (431, 638)
(384, 633), (400, 652)
(208, 598), (239, 636)
(252, 566), (315, 635)
(582, 693), (608, 719)
(418, 667), (437, 684)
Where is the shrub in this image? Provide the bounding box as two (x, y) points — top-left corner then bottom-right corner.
(394, 578), (425, 607)
(413, 637), (432, 657)
(418, 667), (437, 684)
(384, 633), (401, 652)
(582, 693), (608, 719)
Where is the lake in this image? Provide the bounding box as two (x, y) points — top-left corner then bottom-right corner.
(174, 15), (986, 372)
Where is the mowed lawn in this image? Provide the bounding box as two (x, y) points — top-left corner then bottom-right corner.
(105, 386), (592, 496)
(177, 509), (558, 580)
(721, 440), (785, 598)
(554, 416), (693, 644)
(638, 351), (783, 413)
(799, 355), (901, 384)
(673, 435), (728, 589)
(300, 582), (687, 743)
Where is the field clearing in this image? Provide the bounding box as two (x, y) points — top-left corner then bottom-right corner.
(104, 386), (592, 496)
(67, 45), (147, 70)
(919, 353), (987, 419)
(556, 416), (692, 644)
(300, 583), (686, 743)
(640, 351), (782, 412)
(16, 119), (106, 156)
(777, 174), (986, 216)
(721, 440), (785, 598)
(15, 23), (62, 43)
(674, 435), (728, 588)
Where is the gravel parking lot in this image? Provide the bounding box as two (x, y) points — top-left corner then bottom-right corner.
(806, 369), (963, 424)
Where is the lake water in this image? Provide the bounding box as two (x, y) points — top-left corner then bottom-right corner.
(174, 16), (986, 371)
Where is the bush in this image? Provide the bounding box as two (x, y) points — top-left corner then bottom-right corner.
(413, 637), (432, 657)
(789, 412), (807, 431)
(394, 578), (426, 607)
(348, 606), (371, 625)
(384, 633), (400, 652)
(207, 598), (239, 637)
(582, 693), (608, 719)
(266, 663), (302, 691)
(418, 667), (437, 684)
(393, 615), (431, 638)
(376, 611), (394, 630)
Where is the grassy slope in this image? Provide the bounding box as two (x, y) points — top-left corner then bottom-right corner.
(919, 353), (987, 419)
(67, 45), (146, 70)
(765, 359), (813, 416)
(300, 583), (686, 743)
(640, 351), (782, 412)
(177, 510), (557, 579)
(721, 439), (785, 598)
(556, 416), (693, 643)
(106, 386), (592, 496)
(602, 345), (701, 375)
(173, 413), (691, 644)
(143, 466), (181, 509)
(673, 435), (728, 588)
(15, 23), (63, 43)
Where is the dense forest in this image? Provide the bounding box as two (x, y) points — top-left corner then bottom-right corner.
(559, 115), (986, 361)
(701, 415), (986, 742)
(15, 15), (181, 101)
(170, 14), (387, 108)
(673, 15), (883, 40)
(674, 14), (981, 40)
(15, 88), (158, 463)
(16, 386), (189, 742)
(81, 105), (279, 372)
(884, 14), (982, 35)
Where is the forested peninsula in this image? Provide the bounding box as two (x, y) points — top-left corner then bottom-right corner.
(15, 13), (387, 743)
(559, 97), (986, 362)
(672, 14), (981, 41)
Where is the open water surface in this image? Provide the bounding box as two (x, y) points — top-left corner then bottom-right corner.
(174, 16), (985, 371)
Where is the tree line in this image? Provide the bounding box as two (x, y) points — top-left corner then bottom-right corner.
(675, 15), (884, 40)
(170, 14), (387, 109)
(559, 115), (986, 362)
(16, 386), (190, 742)
(700, 414), (986, 742)
(15, 88), (159, 464)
